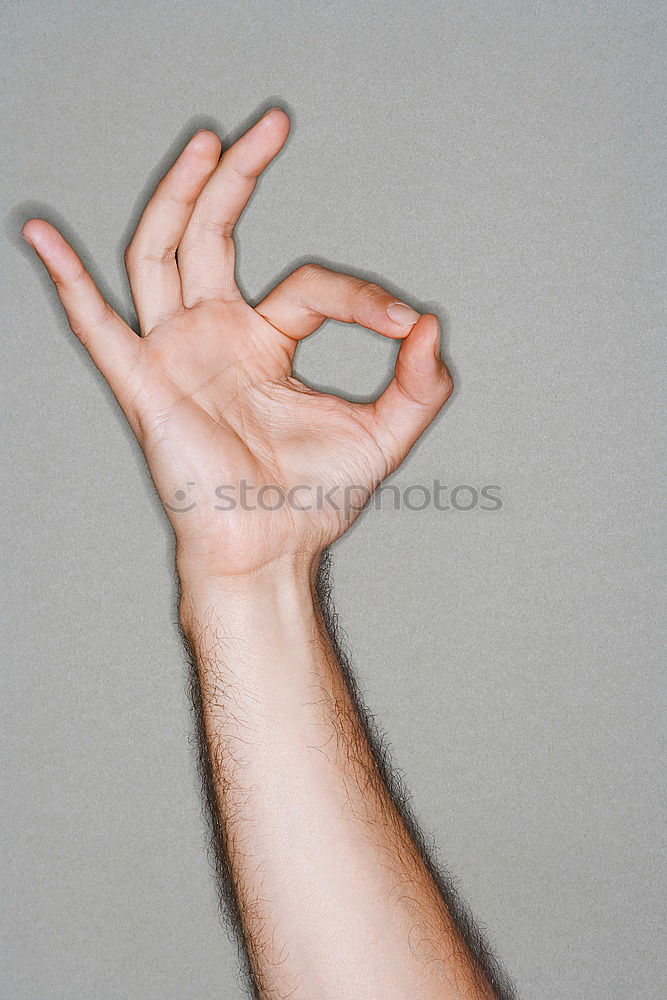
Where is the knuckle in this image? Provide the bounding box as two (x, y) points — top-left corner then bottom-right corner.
(354, 279), (383, 304)
(68, 265), (88, 288)
(293, 263), (325, 283)
(69, 318), (90, 347)
(125, 240), (178, 266)
(201, 218), (234, 239)
(439, 367), (454, 399)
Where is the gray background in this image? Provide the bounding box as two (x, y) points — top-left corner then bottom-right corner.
(2, 1), (665, 998)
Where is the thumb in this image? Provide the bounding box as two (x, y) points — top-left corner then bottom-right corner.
(370, 314), (453, 468)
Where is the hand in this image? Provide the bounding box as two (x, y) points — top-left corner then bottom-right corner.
(23, 108), (453, 580)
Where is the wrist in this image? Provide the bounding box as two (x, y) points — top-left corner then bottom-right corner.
(177, 547), (322, 635)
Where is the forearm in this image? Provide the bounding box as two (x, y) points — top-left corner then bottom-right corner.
(179, 553), (501, 1000)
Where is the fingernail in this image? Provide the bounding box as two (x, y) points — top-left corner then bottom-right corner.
(386, 301), (421, 326)
(262, 107), (281, 123)
(190, 129), (216, 150)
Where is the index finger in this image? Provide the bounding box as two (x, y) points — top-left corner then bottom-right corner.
(255, 263), (423, 343)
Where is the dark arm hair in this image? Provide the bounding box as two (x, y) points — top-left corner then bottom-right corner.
(181, 550), (517, 1000)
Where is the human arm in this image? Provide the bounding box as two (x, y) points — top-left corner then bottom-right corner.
(23, 107), (514, 999)
(179, 557), (504, 1000)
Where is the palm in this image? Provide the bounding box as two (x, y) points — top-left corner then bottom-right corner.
(24, 107), (452, 578)
(135, 298), (389, 570)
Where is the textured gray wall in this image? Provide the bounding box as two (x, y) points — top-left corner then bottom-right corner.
(2, 2), (665, 998)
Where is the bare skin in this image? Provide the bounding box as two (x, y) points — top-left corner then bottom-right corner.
(23, 107), (510, 999)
